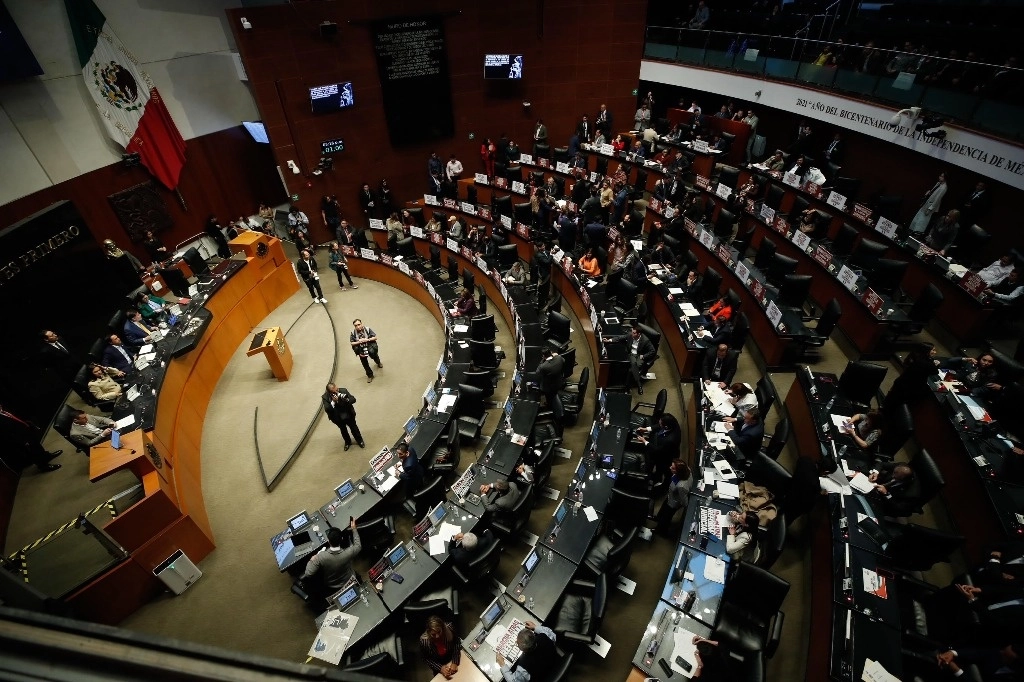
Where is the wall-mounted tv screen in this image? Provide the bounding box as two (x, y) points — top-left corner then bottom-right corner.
(484, 54), (523, 80)
(310, 82), (354, 114)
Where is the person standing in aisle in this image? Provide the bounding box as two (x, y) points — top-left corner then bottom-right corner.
(350, 319), (382, 383)
(296, 249), (326, 303)
(322, 383), (365, 451)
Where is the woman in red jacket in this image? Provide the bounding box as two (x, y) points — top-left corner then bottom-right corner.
(480, 138), (496, 178)
(707, 297), (733, 320)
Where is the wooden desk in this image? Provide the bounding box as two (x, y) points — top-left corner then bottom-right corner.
(88, 430), (155, 483)
(667, 108), (753, 168)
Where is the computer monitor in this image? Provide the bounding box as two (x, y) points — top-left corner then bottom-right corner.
(334, 585), (360, 610)
(287, 511), (310, 531)
(396, 237), (416, 259)
(504, 398), (515, 421)
(777, 274), (813, 309)
(334, 479), (355, 501)
(386, 543), (409, 568)
(523, 549), (540, 575)
(404, 416), (419, 439)
(481, 596), (508, 630)
(555, 501), (569, 525)
(290, 530), (311, 546)
(574, 460), (587, 482)
(429, 502), (448, 525)
(368, 558), (389, 583)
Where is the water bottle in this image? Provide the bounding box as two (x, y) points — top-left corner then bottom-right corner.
(526, 595), (536, 611)
(360, 586), (369, 606)
(547, 547), (554, 564)
(616, 427), (623, 440)
(826, 395), (835, 411)
(572, 501), (579, 517)
(410, 544), (417, 562)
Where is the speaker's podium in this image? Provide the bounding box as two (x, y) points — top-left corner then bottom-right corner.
(246, 327), (293, 380)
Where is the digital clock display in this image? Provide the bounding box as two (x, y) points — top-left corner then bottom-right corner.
(321, 138), (345, 155)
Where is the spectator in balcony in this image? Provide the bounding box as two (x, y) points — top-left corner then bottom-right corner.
(764, 149), (786, 172)
(950, 51), (983, 91)
(715, 104), (729, 118)
(977, 57), (1022, 99)
(909, 172), (947, 234)
(925, 209), (960, 256)
(924, 49), (959, 86)
(688, 0), (710, 29)
(731, 109), (745, 122)
(831, 38), (850, 69)
(857, 41), (884, 75)
(885, 41), (916, 75)
(813, 44), (836, 66)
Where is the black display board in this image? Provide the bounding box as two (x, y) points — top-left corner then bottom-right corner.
(371, 16), (454, 146)
(0, 201), (139, 425)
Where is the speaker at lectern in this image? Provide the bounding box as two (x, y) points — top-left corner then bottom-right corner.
(246, 326), (293, 380)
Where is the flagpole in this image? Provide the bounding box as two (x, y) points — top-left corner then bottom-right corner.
(175, 188), (188, 211)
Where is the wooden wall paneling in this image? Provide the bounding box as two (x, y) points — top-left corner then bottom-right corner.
(258, 263), (302, 312)
(131, 515), (216, 571)
(240, 286), (272, 329)
(65, 558), (161, 625)
(103, 488), (182, 553)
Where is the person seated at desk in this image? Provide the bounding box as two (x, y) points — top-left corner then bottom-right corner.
(985, 269), (1024, 305)
(797, 207), (820, 234)
(504, 261), (528, 285)
(123, 309), (156, 348)
(702, 344), (738, 386)
(397, 443), (424, 495)
(925, 209), (960, 256)
(424, 215), (442, 234)
(420, 615), (462, 680)
(944, 353), (1004, 400)
(512, 461), (536, 487)
(578, 248), (602, 278)
(87, 364), (123, 402)
(723, 406), (763, 459)
(725, 510), (760, 560)
(786, 155), (807, 179)
(497, 620), (558, 682)
(449, 530), (494, 569)
(602, 326), (657, 395)
(134, 292), (169, 321)
(102, 334), (136, 373)
(705, 315), (734, 347)
(868, 462), (914, 504)
(627, 139), (647, 160)
(977, 254), (1017, 287)
(385, 211), (405, 247)
(648, 238), (676, 268)
(706, 296), (734, 321)
(655, 459), (692, 535)
(480, 479), (521, 515)
(299, 521), (361, 602)
(451, 288), (479, 318)
(935, 641), (1023, 681)
(841, 411), (884, 450)
(69, 409), (115, 448)
(637, 414), (683, 485)
(676, 268), (702, 297)
(447, 215), (464, 241)
(763, 149), (786, 172)
(593, 130), (607, 147)
(727, 382), (757, 411)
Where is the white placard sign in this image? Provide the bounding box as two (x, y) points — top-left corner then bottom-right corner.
(600, 143), (614, 156)
(519, 153), (534, 165)
(699, 229), (715, 249)
(693, 139), (710, 153)
(556, 162), (570, 173)
(476, 256), (489, 272)
(837, 264), (859, 291)
(664, 205), (676, 218)
(410, 226), (424, 238)
(826, 191), (847, 210)
(446, 238), (459, 252)
(369, 218), (385, 230)
(424, 194), (439, 206)
(715, 183), (732, 199)
(791, 230), (812, 251)
(359, 247), (377, 261)
(474, 173), (489, 185)
(766, 300), (783, 328)
(875, 216), (898, 239)
(500, 214), (513, 229)
(461, 201), (476, 215)
(512, 181), (526, 194)
(589, 171), (599, 183)
(783, 172), (801, 188)
(398, 261), (411, 275)
(735, 260), (750, 283)
(760, 204), (776, 224)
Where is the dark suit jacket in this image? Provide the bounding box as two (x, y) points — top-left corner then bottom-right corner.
(322, 389), (357, 423)
(450, 529), (494, 568)
(102, 344), (135, 373)
(576, 121), (591, 142)
(296, 257), (319, 281)
(39, 342), (80, 380)
(596, 109), (613, 132)
(707, 322), (734, 347)
(536, 355), (566, 393)
(617, 333), (657, 368)
(702, 351), (738, 385)
(358, 188), (377, 213)
(729, 419), (764, 457)
(122, 320), (152, 348)
(399, 449), (425, 491)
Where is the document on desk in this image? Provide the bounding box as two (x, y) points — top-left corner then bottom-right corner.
(681, 303), (700, 315)
(716, 481), (740, 500)
(960, 395), (990, 421)
(436, 521), (461, 542)
(453, 324), (470, 333)
(862, 568), (888, 599)
(668, 287), (685, 295)
(583, 505), (599, 522)
(706, 435), (729, 450)
(586, 279), (599, 288)
(649, 276), (664, 285)
(849, 472), (874, 494)
(377, 475), (399, 495)
(308, 609), (359, 664)
(139, 344), (154, 354)
(510, 433), (527, 446)
(831, 414), (852, 429)
(710, 421), (730, 433)
(114, 414), (136, 430)
(428, 534), (447, 556)
(861, 659), (900, 682)
(703, 556), (727, 584)
(703, 469), (717, 486)
(436, 394), (458, 412)
(818, 476), (851, 495)
(713, 459), (738, 480)
(670, 628), (701, 677)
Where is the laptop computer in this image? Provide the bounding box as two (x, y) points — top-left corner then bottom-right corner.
(429, 502), (448, 526)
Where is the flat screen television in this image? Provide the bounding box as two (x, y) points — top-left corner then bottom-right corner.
(310, 82), (354, 114)
(484, 54), (523, 79)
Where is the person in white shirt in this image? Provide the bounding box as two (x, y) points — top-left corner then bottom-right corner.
(288, 209), (309, 231)
(977, 254), (1016, 286)
(725, 510), (760, 560)
(687, 101), (702, 115)
(445, 154), (463, 182)
(728, 382), (758, 411)
(633, 104), (651, 131)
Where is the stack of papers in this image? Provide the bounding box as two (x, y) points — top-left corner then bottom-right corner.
(848, 473), (874, 494)
(703, 557), (727, 584)
(681, 303), (700, 315)
(818, 477), (851, 495)
(861, 659), (900, 682)
(377, 476), (399, 494)
(668, 287), (685, 295)
(428, 535), (447, 556)
(452, 324), (469, 333)
(114, 414), (136, 430)
(670, 628), (701, 676)
(716, 481), (740, 499)
(308, 610), (359, 664)
(436, 394), (458, 412)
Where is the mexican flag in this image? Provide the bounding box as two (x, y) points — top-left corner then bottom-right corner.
(64, 0), (186, 190)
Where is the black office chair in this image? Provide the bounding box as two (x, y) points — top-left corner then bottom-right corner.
(535, 143), (551, 160)
(746, 452), (792, 508)
(886, 284), (943, 346)
(754, 376), (777, 416)
(405, 477), (448, 518)
(531, 170), (546, 186)
(53, 404), (89, 455)
(732, 226), (756, 260)
(342, 651), (401, 677)
(581, 526), (639, 579)
(850, 237), (887, 272)
(356, 516), (396, 555)
(766, 253), (798, 287)
(507, 164), (523, 183)
(72, 365), (116, 412)
(761, 416), (790, 461)
(469, 340), (500, 372)
(730, 312), (750, 351)
(107, 309), (127, 335)
(513, 202), (532, 226)
(553, 146), (569, 164)
(838, 361), (888, 410)
(895, 574), (979, 648)
(450, 536), (503, 587)
(403, 597), (456, 635)
(787, 196), (810, 220)
(430, 245), (443, 270)
(698, 267), (723, 307)
(462, 268), (475, 291)
(714, 208), (737, 242)
(791, 298), (842, 360)
(719, 166), (740, 190)
(884, 523), (964, 572)
(872, 194), (903, 223)
(629, 388), (667, 432)
(764, 184), (785, 211)
(949, 223), (990, 268)
(888, 448), (944, 517)
(712, 562), (789, 658)
(612, 278), (640, 319)
(875, 402), (913, 460)
(756, 513), (787, 570)
(462, 370), (496, 400)
(549, 649), (574, 682)
(491, 483), (535, 540)
(545, 311), (571, 354)
(470, 314), (497, 343)
(829, 223), (858, 258)
(605, 488), (651, 534)
(558, 366), (589, 425)
(494, 194), (513, 218)
(753, 238), (776, 271)
(553, 573), (607, 647)
(676, 249), (699, 281)
(560, 346), (578, 378)
(455, 384), (488, 443)
(447, 255), (459, 281)
(428, 420), (461, 476)
(533, 441), (556, 490)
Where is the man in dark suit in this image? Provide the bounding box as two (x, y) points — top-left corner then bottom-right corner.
(39, 329), (81, 382)
(322, 383), (364, 451)
(823, 133), (844, 164)
(603, 326), (657, 395)
(535, 349), (566, 420)
(102, 334), (136, 373)
(122, 310), (155, 348)
(576, 116), (591, 143)
(869, 462), (916, 515)
(532, 119), (548, 157)
(296, 249), (325, 303)
(397, 443), (425, 497)
(449, 529), (494, 568)
(707, 316), (734, 347)
(702, 344), (738, 385)
(0, 404), (61, 473)
(960, 180), (991, 227)
(595, 104), (613, 135)
(724, 406), (764, 459)
(358, 183), (377, 218)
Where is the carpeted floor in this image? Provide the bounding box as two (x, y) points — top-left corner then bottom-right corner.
(5, 239), (968, 681)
